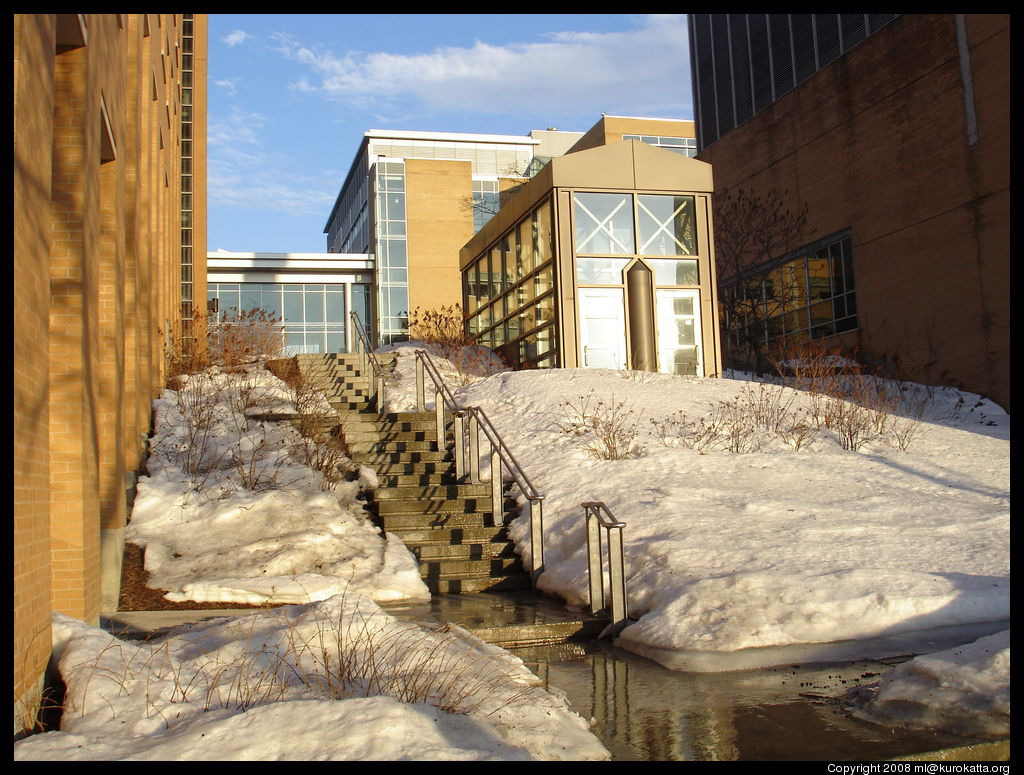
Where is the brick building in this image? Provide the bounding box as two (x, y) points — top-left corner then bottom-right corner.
(13, 13), (207, 732)
(688, 14), (1010, 409)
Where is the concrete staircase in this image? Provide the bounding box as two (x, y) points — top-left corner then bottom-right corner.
(296, 352), (532, 595)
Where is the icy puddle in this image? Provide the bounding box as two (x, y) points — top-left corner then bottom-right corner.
(509, 640), (1007, 761)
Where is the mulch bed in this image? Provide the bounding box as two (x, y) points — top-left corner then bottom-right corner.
(117, 542), (276, 612)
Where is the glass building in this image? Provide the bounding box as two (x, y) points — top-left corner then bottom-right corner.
(206, 251), (373, 355)
(461, 141), (722, 376)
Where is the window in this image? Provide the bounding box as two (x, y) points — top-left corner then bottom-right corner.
(723, 234), (856, 347)
(622, 134), (699, 158)
(573, 193), (635, 255)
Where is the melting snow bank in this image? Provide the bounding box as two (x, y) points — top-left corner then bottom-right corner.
(616, 620), (1010, 673)
(14, 598), (610, 761)
(125, 365), (430, 605)
(847, 630), (1010, 738)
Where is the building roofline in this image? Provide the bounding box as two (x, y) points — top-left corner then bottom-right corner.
(363, 128), (541, 145)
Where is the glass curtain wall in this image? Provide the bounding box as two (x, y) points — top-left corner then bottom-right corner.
(373, 160), (410, 344)
(464, 198), (557, 367)
(207, 282), (371, 355)
(722, 234), (856, 350)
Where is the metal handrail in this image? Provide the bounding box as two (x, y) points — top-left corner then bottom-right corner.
(349, 311), (386, 409)
(581, 502), (628, 636)
(413, 348), (545, 581)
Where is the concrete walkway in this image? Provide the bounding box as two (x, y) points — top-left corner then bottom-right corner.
(102, 590), (609, 646)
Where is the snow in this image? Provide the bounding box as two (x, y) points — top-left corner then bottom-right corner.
(124, 364), (431, 606)
(14, 359), (609, 761)
(14, 601), (609, 760)
(850, 629), (1010, 738)
(382, 345), (1009, 677)
(16, 346), (1009, 756)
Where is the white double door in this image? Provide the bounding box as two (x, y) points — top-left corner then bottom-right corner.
(578, 287), (702, 375)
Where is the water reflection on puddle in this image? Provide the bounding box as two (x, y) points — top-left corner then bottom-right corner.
(509, 641), (985, 761)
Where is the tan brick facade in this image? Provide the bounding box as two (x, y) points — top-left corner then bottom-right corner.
(13, 13), (207, 733)
(405, 158), (475, 313)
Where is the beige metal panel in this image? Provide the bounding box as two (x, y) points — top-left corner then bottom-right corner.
(555, 189), (580, 368)
(630, 141), (714, 193)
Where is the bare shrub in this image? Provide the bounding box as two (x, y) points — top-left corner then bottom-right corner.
(555, 392), (646, 460)
(292, 426), (354, 491)
(619, 368), (658, 383)
(408, 304), (474, 351)
(769, 339), (929, 451)
(173, 370), (226, 479)
(408, 305), (507, 384)
(649, 410), (726, 454)
(208, 307), (285, 373)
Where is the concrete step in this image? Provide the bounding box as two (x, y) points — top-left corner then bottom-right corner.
(385, 525), (511, 544)
(375, 472), (464, 488)
(371, 483), (492, 500)
(360, 440), (440, 453)
(374, 511), (512, 530)
(342, 418), (438, 433)
(373, 496), (517, 516)
(409, 541), (517, 560)
(419, 556), (523, 578)
(363, 462), (455, 478)
(424, 575), (533, 595)
(344, 429), (434, 443)
(351, 450), (452, 466)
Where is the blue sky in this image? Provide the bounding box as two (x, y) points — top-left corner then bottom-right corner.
(207, 14), (692, 253)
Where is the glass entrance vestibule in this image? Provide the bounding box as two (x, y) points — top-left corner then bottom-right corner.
(460, 140), (721, 377)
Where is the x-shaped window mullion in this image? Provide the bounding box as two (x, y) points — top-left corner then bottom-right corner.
(638, 199), (690, 253)
(577, 198), (632, 254)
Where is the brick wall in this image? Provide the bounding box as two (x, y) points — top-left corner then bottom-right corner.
(698, 14), (1009, 409)
(13, 13), (207, 733)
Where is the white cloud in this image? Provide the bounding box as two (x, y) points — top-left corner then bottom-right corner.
(221, 29), (252, 48)
(214, 78), (240, 96)
(207, 107), (335, 216)
(271, 15), (692, 122)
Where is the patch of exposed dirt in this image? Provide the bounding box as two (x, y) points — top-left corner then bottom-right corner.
(117, 543), (275, 612)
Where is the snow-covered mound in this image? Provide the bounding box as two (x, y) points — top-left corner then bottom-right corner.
(14, 600), (610, 760)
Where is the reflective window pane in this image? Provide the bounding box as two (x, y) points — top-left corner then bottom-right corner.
(638, 195), (696, 255)
(573, 193), (635, 255)
(647, 258), (699, 286)
(576, 257), (630, 285)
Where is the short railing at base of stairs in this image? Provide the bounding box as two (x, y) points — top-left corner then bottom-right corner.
(581, 501), (629, 636)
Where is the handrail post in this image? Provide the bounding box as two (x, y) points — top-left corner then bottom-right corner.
(490, 448), (503, 523)
(415, 354), (425, 413)
(453, 411), (466, 480)
(585, 505), (604, 614)
(529, 497), (544, 582)
(468, 410), (480, 483)
(607, 523), (627, 632)
(434, 390), (445, 452)
(376, 373), (385, 412)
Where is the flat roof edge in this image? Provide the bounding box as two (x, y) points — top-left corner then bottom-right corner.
(364, 129), (541, 145)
